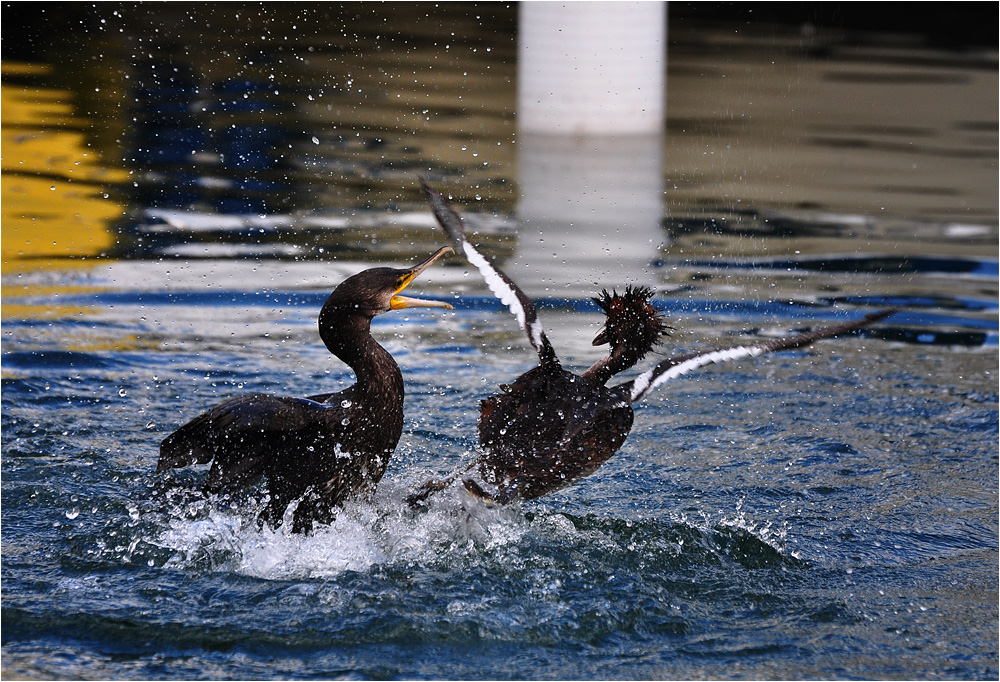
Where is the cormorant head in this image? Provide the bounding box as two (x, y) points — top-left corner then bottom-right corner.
(328, 246), (455, 318)
(591, 285), (670, 360)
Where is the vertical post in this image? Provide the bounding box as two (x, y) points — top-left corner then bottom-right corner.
(518, 1), (667, 136)
(514, 2), (668, 299)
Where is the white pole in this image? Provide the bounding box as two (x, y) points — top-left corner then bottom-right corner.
(518, 1), (667, 136)
(513, 2), (668, 298)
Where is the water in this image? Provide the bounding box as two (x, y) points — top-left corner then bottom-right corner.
(2, 5), (998, 680)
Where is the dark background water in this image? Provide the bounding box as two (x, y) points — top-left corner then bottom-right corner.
(2, 3), (998, 680)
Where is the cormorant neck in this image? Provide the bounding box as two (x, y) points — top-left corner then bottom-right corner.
(318, 303), (403, 398)
(582, 341), (653, 386)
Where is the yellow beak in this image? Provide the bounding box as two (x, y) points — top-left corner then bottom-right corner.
(389, 246), (455, 310)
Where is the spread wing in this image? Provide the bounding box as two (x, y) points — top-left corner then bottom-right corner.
(421, 179), (558, 367)
(624, 309), (896, 403)
(158, 393), (343, 493)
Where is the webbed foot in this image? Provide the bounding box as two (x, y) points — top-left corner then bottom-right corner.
(406, 479), (450, 508)
(462, 478), (520, 506)
(462, 478), (498, 504)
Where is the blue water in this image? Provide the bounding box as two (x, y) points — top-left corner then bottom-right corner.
(3, 280), (998, 679)
(3, 4), (998, 680)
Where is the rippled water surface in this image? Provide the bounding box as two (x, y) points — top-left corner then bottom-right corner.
(2, 5), (998, 680)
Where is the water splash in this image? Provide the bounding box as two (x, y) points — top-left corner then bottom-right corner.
(147, 482), (531, 580)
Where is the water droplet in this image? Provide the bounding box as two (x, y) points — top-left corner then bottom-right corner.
(66, 507), (80, 520)
(118, 388), (127, 397)
(341, 399), (352, 408)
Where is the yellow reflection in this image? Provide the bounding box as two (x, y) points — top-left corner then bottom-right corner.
(1, 61), (128, 275)
(0, 320), (160, 357)
(1, 301), (95, 325)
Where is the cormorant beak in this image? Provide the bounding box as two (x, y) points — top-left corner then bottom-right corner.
(389, 246), (455, 310)
(592, 329), (610, 346)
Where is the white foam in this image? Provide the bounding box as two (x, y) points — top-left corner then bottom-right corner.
(151, 482), (529, 580)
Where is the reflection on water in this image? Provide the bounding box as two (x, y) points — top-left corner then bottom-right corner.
(93, 5), (516, 265)
(3, 4), (996, 277)
(516, 133), (665, 291)
(4, 4), (519, 273)
(0, 62), (128, 271)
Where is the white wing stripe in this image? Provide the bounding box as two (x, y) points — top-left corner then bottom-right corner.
(627, 309), (894, 403)
(629, 344), (765, 402)
(462, 242), (527, 331)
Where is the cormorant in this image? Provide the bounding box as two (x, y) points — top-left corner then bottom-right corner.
(411, 182), (893, 505)
(159, 246), (454, 532)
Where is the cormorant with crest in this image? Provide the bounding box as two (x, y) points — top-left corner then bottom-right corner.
(411, 181), (893, 505)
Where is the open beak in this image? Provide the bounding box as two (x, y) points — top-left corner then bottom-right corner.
(390, 246), (455, 310)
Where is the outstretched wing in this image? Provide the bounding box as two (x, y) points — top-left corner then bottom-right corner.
(421, 179), (557, 367)
(625, 309), (896, 403)
(158, 393), (339, 494)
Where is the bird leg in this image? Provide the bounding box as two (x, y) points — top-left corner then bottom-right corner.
(461, 478), (520, 506)
(405, 458), (480, 508)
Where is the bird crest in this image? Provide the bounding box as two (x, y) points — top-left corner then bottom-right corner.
(591, 285), (671, 365)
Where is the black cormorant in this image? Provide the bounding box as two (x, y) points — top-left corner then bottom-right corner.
(159, 246), (455, 532)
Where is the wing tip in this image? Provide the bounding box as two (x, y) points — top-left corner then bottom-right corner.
(628, 307), (896, 403)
